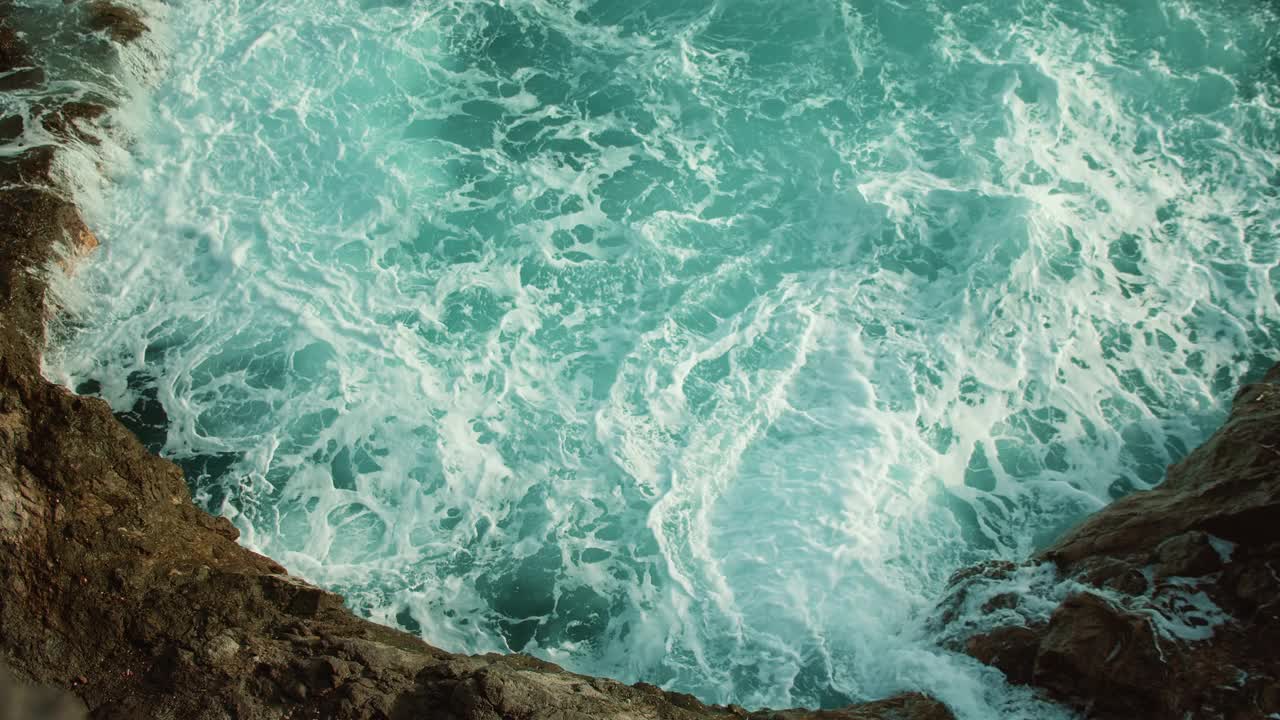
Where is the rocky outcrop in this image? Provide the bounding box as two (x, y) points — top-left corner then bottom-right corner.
(0, 6), (953, 720)
(0, 9), (43, 91)
(946, 371), (1280, 718)
(4, 3), (1278, 720)
(84, 1), (148, 44)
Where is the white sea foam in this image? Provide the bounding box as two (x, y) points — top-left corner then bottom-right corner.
(40, 0), (1280, 716)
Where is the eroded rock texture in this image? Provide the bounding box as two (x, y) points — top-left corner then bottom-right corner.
(949, 370), (1280, 718)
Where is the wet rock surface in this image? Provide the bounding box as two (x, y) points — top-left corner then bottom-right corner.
(949, 370), (1280, 718)
(84, 1), (148, 44)
(0, 9), (43, 91)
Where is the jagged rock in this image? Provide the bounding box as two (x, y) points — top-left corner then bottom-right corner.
(201, 632), (242, 670)
(746, 693), (953, 720)
(1076, 556), (1149, 595)
(0, 114), (22, 141)
(1033, 593), (1168, 712)
(0, 12), (43, 90)
(963, 625), (1042, 685)
(40, 101), (109, 145)
(1152, 531), (1221, 579)
(933, 560), (1019, 628)
(85, 1), (148, 44)
(300, 655), (356, 693)
(1223, 548), (1280, 611)
(952, 366), (1280, 718)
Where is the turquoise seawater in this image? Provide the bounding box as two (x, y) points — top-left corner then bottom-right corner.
(38, 0), (1280, 715)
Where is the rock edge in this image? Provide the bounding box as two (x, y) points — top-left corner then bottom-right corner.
(0, 5), (949, 720)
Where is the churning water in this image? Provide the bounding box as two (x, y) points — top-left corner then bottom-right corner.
(34, 0), (1280, 716)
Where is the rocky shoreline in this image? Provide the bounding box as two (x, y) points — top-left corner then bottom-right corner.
(2, 4), (1277, 719)
(944, 370), (1280, 718)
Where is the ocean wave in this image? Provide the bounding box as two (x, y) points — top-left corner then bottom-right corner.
(41, 0), (1280, 715)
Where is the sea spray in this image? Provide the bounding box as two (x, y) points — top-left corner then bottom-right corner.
(42, 0), (1280, 716)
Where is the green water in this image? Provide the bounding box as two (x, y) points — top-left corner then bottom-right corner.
(33, 0), (1280, 715)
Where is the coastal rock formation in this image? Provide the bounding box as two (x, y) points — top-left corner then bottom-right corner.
(0, 9), (42, 91)
(945, 371), (1280, 718)
(84, 1), (148, 44)
(3, 3), (1277, 720)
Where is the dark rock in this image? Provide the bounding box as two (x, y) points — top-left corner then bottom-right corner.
(944, 559), (1018, 588)
(40, 101), (109, 145)
(1198, 502), (1280, 546)
(979, 592), (1019, 614)
(259, 573), (340, 617)
(964, 625), (1042, 685)
(0, 14), (42, 92)
(85, 1), (147, 43)
(1077, 556), (1149, 594)
(200, 632), (241, 670)
(1224, 553), (1280, 610)
(933, 559), (1021, 628)
(1260, 683), (1280, 714)
(301, 656), (353, 693)
(0, 114), (21, 142)
(945, 362), (1280, 719)
(1033, 593), (1168, 712)
(0, 13), (26, 66)
(209, 514), (240, 541)
(746, 694), (953, 719)
(0, 64), (42, 90)
(1152, 530), (1221, 579)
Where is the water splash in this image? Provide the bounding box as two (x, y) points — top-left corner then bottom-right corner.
(42, 0), (1280, 715)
